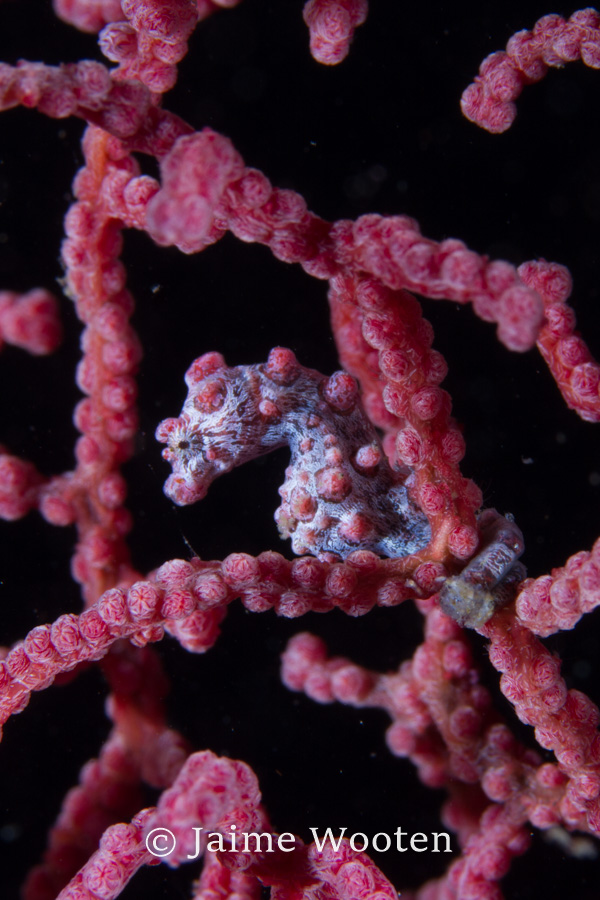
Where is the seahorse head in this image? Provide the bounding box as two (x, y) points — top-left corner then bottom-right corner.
(156, 351), (266, 505)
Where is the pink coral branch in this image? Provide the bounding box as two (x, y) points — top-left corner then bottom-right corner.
(0, 450), (47, 521)
(519, 260), (600, 423)
(483, 608), (600, 833)
(461, 8), (600, 133)
(515, 540), (600, 636)
(303, 0), (368, 65)
(0, 289), (62, 356)
(144, 133), (548, 352)
(280, 618), (549, 899)
(23, 641), (190, 899)
(54, 748), (399, 899)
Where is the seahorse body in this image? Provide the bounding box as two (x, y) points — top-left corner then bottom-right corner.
(156, 347), (431, 561)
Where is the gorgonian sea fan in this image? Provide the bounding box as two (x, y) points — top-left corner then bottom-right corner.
(1, 2), (600, 899)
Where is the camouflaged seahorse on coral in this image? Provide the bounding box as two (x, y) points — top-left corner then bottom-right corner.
(156, 347), (431, 561)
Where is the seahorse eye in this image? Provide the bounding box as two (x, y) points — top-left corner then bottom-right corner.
(178, 440), (190, 450)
